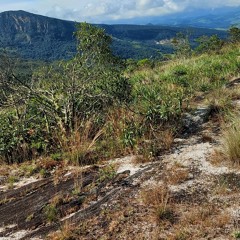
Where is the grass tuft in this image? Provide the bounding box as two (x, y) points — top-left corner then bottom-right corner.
(141, 185), (176, 224)
(222, 119), (240, 166)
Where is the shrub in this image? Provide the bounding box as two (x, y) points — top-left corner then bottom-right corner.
(137, 58), (154, 69)
(195, 35), (225, 53)
(43, 204), (59, 223)
(228, 26), (240, 43)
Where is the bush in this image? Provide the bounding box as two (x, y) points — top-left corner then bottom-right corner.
(228, 26), (240, 43)
(195, 35), (224, 53)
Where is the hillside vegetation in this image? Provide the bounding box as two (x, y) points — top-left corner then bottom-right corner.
(0, 24), (239, 167)
(1, 22), (240, 240)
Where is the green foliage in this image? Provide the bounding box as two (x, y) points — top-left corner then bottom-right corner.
(39, 168), (48, 178)
(195, 35), (225, 53)
(0, 106), (59, 164)
(32, 22), (131, 135)
(132, 74), (184, 124)
(172, 32), (192, 58)
(228, 26), (240, 43)
(137, 58), (154, 68)
(125, 58), (138, 73)
(0, 113), (32, 163)
(121, 118), (142, 148)
(7, 175), (19, 189)
(129, 43), (240, 132)
(98, 165), (116, 183)
(0, 23), (131, 163)
(43, 204), (59, 223)
(233, 231), (240, 239)
(50, 153), (62, 161)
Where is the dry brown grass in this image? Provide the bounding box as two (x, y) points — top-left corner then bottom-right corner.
(213, 180), (230, 196)
(141, 185), (170, 207)
(0, 164), (12, 176)
(178, 204), (230, 236)
(85, 108), (142, 161)
(63, 120), (104, 166)
(201, 133), (214, 143)
(50, 193), (64, 207)
(164, 164), (189, 185)
(222, 119), (240, 166)
(135, 129), (174, 164)
(133, 154), (151, 164)
(36, 157), (60, 170)
(161, 203), (231, 240)
(209, 149), (225, 166)
(105, 108), (129, 141)
(142, 174), (232, 239)
(167, 228), (190, 240)
(183, 204), (217, 225)
(141, 185), (176, 224)
(161, 129), (175, 151)
(47, 221), (77, 240)
(203, 87), (237, 128)
(231, 90), (240, 102)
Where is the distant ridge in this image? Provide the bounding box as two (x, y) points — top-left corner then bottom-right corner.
(0, 10), (228, 60)
(120, 7), (240, 29)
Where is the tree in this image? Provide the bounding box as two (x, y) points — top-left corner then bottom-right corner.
(0, 51), (27, 109)
(195, 35), (224, 53)
(228, 26), (240, 43)
(171, 32), (192, 58)
(32, 22), (131, 135)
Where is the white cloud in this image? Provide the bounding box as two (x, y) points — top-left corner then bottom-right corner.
(40, 0), (184, 22)
(186, 0), (240, 8)
(0, 0), (240, 23)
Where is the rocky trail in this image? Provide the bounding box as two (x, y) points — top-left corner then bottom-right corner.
(1, 104), (240, 239)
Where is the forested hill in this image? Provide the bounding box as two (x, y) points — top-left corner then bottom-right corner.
(0, 10), (76, 60)
(0, 10), (228, 60)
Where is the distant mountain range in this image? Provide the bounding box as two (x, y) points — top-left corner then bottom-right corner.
(0, 10), (229, 61)
(154, 7), (240, 29)
(113, 7), (240, 29)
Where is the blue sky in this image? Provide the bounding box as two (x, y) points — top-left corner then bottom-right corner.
(1, 0), (240, 23)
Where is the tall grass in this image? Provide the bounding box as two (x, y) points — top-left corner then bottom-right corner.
(62, 120), (104, 165)
(222, 118), (240, 166)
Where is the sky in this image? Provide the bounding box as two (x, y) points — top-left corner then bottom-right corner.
(0, 0), (240, 23)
